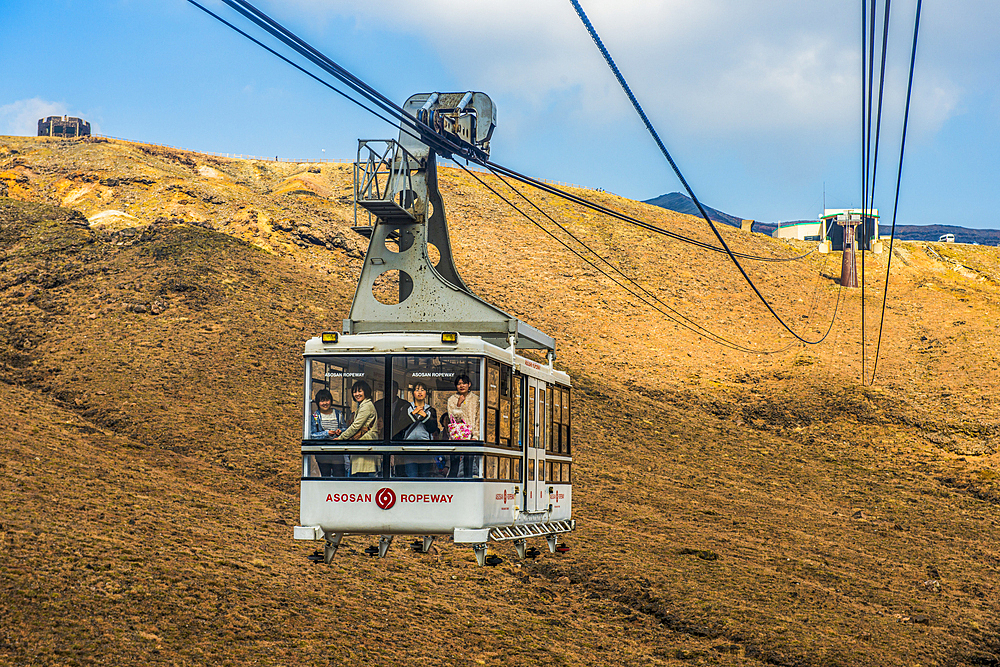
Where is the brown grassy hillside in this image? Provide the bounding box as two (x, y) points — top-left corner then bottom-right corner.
(1, 135), (999, 666)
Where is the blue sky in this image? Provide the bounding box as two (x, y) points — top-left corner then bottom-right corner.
(2, 0), (998, 228)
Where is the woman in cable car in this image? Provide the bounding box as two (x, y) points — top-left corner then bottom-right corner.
(310, 389), (344, 439)
(446, 374), (479, 440)
(403, 382), (438, 441)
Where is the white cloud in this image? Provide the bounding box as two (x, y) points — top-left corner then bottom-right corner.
(268, 1), (908, 138)
(0, 98), (69, 136)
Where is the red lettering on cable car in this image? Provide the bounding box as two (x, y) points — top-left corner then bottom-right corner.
(399, 493), (453, 504)
(325, 493), (374, 503)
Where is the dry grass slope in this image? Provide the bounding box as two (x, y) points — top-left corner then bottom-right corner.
(2, 136), (1000, 666)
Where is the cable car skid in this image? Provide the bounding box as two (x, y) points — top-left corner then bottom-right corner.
(489, 520), (575, 544)
(300, 521), (574, 565)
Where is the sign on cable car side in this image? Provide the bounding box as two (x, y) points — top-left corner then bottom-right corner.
(292, 91), (574, 567)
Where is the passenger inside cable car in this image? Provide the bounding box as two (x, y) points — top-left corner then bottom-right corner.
(302, 354), (488, 479)
(309, 389), (345, 439)
(446, 374), (479, 440)
(402, 382), (439, 440)
(389, 355), (480, 441)
(307, 356), (385, 440)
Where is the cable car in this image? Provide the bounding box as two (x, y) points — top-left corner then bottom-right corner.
(293, 93), (575, 565)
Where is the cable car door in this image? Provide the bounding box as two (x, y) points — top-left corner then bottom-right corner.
(526, 377), (546, 512)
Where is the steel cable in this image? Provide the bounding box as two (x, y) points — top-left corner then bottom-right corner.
(457, 163), (795, 354)
(871, 0), (922, 384)
(860, 0), (893, 383)
(569, 0), (833, 345)
(189, 0), (814, 265)
(481, 165), (798, 353)
(189, 0), (839, 350)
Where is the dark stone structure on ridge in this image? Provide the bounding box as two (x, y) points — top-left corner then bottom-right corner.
(38, 116), (91, 138)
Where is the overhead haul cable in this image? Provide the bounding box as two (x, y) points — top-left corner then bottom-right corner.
(458, 163), (792, 353)
(187, 0), (811, 265)
(478, 164), (796, 353)
(483, 161), (815, 263)
(488, 164), (847, 353)
(568, 0), (831, 345)
(186, 1), (408, 135)
(186, 0), (837, 349)
(870, 0), (922, 384)
(860, 0), (894, 383)
(860, 0), (894, 384)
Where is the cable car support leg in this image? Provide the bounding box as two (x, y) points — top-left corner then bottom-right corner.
(546, 534), (558, 554)
(514, 539), (527, 560)
(473, 544), (488, 567)
(323, 532), (344, 564)
(378, 535), (394, 558)
(421, 535), (435, 553)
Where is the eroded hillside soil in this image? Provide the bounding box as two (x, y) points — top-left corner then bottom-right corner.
(2, 137), (1000, 666)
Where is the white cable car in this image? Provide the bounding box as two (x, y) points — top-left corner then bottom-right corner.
(293, 93), (575, 565)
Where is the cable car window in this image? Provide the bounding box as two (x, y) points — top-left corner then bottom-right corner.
(552, 387), (562, 453)
(302, 454), (382, 479)
(528, 457), (535, 481)
(486, 406), (497, 445)
(484, 361), (516, 448)
(307, 356), (385, 441)
(446, 454), (484, 479)
(482, 456), (521, 482)
(527, 385), (535, 449)
(546, 385), (554, 453)
(393, 454), (483, 479)
(390, 356), (481, 441)
(539, 385), (546, 451)
(562, 463), (571, 483)
(498, 365), (510, 447)
(303, 454), (485, 479)
(563, 387), (571, 455)
(511, 373), (522, 448)
(389, 454), (450, 478)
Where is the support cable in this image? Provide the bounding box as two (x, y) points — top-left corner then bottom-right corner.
(186, 1), (409, 136)
(188, 0), (814, 265)
(485, 161), (814, 262)
(861, 0), (873, 382)
(482, 165), (801, 352)
(187, 0), (842, 353)
(871, 0), (922, 383)
(861, 0), (892, 384)
(569, 0), (830, 345)
(865, 0), (893, 383)
(458, 163), (799, 354)
(219, 1), (427, 141)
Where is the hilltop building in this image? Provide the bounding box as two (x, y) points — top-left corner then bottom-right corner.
(37, 116), (91, 138)
(771, 208), (881, 252)
(821, 209), (880, 251)
(771, 219), (826, 242)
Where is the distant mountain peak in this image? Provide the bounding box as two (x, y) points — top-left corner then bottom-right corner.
(643, 192), (743, 228)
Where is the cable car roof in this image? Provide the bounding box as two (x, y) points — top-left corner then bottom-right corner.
(304, 332), (570, 384)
